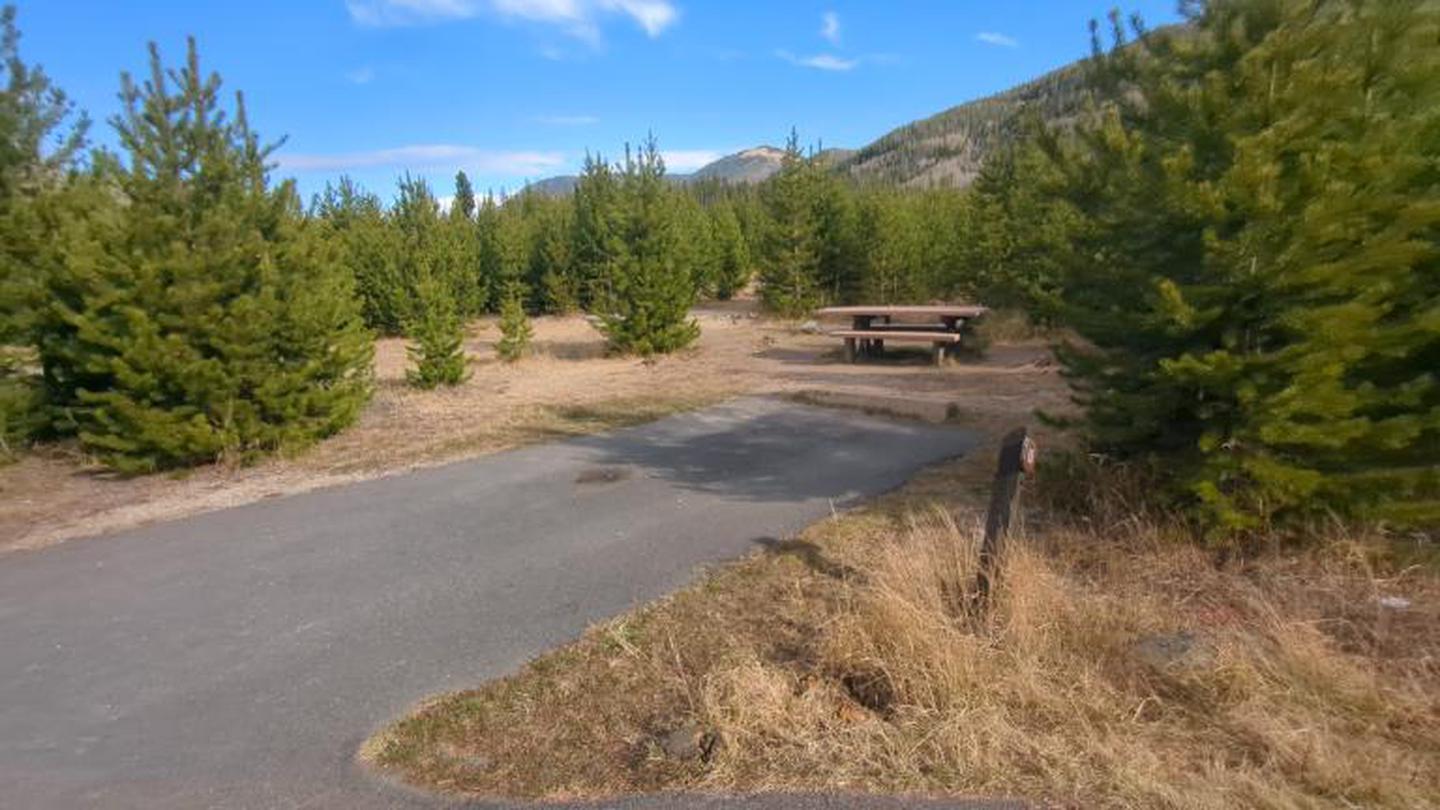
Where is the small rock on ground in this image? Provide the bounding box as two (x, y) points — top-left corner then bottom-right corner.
(1131, 631), (1214, 672)
(659, 723), (719, 761)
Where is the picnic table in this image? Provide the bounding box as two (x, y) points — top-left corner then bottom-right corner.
(816, 304), (989, 364)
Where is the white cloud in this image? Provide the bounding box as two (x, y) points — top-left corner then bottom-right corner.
(976, 31), (1019, 48)
(600, 0), (676, 36)
(661, 149), (724, 172)
(345, 0), (677, 40)
(275, 144), (566, 175)
(345, 66), (376, 84)
(819, 11), (840, 46)
(533, 114), (600, 126)
(776, 49), (857, 72)
(345, 0), (473, 26)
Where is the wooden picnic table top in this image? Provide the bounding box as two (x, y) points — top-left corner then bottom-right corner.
(816, 305), (989, 319)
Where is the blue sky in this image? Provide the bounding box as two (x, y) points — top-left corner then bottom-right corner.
(18, 1), (1182, 201)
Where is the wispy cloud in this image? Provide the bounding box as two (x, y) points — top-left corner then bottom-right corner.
(661, 149), (724, 172)
(975, 31), (1019, 48)
(776, 49), (857, 72)
(344, 66), (376, 85)
(275, 144), (566, 175)
(819, 10), (840, 46)
(345, 0), (678, 41)
(533, 114), (600, 126)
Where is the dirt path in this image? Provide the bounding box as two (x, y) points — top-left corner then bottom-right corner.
(0, 306), (1060, 553)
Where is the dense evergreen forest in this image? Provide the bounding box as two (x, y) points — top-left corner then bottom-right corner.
(0, 1), (1434, 538)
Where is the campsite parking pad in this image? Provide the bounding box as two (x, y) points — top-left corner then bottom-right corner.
(0, 397), (980, 809)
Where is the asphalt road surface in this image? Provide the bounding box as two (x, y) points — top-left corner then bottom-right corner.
(0, 397), (995, 809)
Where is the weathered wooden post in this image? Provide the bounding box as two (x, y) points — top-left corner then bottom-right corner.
(974, 426), (1038, 609)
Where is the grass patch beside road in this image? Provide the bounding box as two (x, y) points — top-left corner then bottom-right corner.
(320, 393), (732, 476)
(365, 430), (1440, 807)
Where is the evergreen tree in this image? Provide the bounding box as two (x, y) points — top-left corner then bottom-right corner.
(0, 4), (87, 457)
(405, 271), (468, 388)
(961, 128), (1076, 322)
(0, 4), (87, 346)
(450, 170), (475, 221)
(492, 198), (532, 305)
(530, 199), (578, 313)
(672, 191), (718, 297)
(857, 192), (923, 304)
(36, 40), (372, 472)
(596, 136), (699, 355)
(1047, 0), (1440, 532)
(495, 282), (532, 362)
(814, 174), (863, 304)
(570, 152), (625, 309)
(474, 193), (503, 312)
(313, 176), (407, 334)
(759, 131), (824, 317)
(393, 175), (482, 319)
(709, 201), (750, 300)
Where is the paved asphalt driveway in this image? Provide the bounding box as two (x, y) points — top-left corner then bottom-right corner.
(0, 397), (988, 809)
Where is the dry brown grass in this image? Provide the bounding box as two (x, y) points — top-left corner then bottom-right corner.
(366, 435), (1440, 808)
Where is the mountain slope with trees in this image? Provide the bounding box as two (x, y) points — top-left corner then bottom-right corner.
(836, 60), (1090, 188)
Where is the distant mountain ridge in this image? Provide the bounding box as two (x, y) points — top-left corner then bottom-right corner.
(836, 60), (1089, 188)
(522, 145), (792, 197)
(523, 51), (1094, 196)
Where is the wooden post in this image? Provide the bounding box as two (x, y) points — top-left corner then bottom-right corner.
(843, 337), (856, 363)
(974, 427), (1038, 609)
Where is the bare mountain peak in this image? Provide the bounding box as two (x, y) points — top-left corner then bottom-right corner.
(736, 146), (784, 160)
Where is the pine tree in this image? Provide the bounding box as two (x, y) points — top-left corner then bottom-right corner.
(530, 198), (578, 313)
(759, 131), (823, 317)
(492, 199), (531, 306)
(672, 192), (718, 297)
(405, 271), (468, 388)
(709, 201), (750, 300)
(393, 175), (483, 320)
(0, 4), (87, 457)
(857, 192), (923, 304)
(570, 152), (626, 309)
(495, 283), (532, 362)
(814, 174), (863, 304)
(962, 127), (1077, 322)
(0, 4), (87, 346)
(596, 136), (699, 355)
(36, 40), (372, 472)
(450, 170), (475, 221)
(1045, 0), (1440, 533)
(474, 193), (503, 312)
(313, 176), (408, 334)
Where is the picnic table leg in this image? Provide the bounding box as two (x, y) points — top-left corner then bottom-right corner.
(843, 337), (857, 363)
(934, 342), (947, 366)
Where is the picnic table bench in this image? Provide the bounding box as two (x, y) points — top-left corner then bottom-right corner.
(816, 305), (989, 365)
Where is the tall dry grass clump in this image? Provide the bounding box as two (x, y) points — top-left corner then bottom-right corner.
(696, 506), (1440, 808)
(367, 439), (1438, 807)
